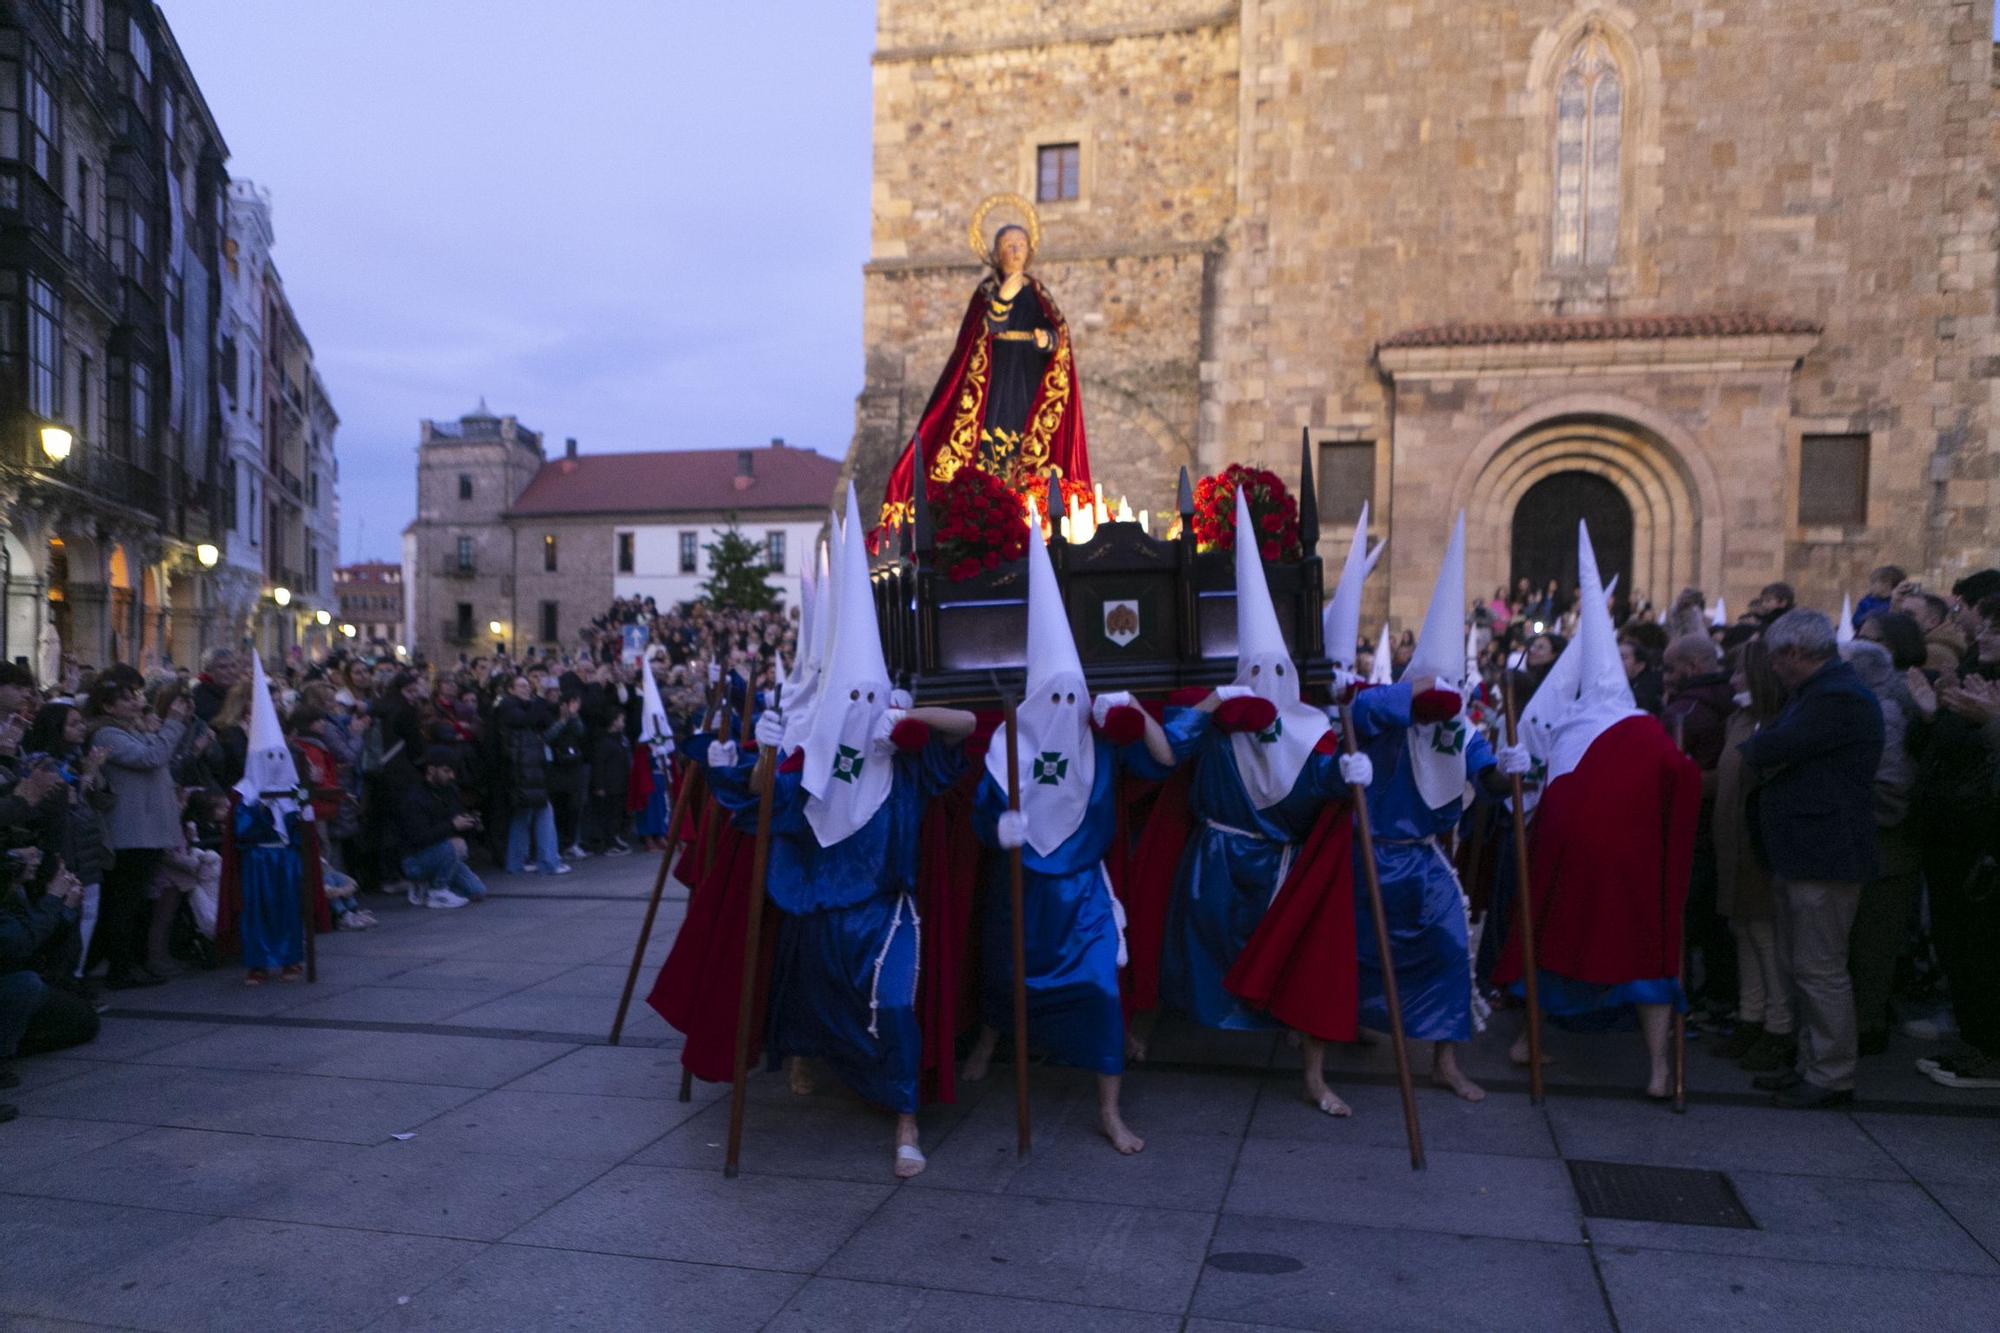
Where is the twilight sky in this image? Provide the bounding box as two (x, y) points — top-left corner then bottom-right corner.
(164, 1), (876, 563)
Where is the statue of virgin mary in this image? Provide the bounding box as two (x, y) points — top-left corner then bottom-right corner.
(879, 195), (1092, 530)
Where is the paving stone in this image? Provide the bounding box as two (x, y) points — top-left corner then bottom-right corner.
(632, 1095), (919, 1185)
(821, 1189), (1216, 1314)
(58, 1017), (221, 1062)
(1596, 1247), (2000, 1333)
(259, 1139), (615, 1240)
(444, 989), (658, 1040)
(513, 964), (649, 997)
(1930, 1181), (2000, 1259)
(12, 1062), (478, 1143)
(404, 1086), (698, 1161)
(1, 1054), (99, 1093)
(131, 1025), (576, 1089)
(101, 976), (359, 1018)
(1587, 1171), (2000, 1275)
(502, 1043), (716, 1100)
(1224, 1137), (1581, 1244)
(1546, 1099), (1906, 1179)
(0, 1196), (211, 1325)
(9, 1126), (347, 1217)
(912, 1116), (1238, 1212)
(376, 1243), (804, 1332)
(1852, 1111), (2000, 1187)
(509, 1163), (890, 1270)
(771, 1277), (1181, 1331)
(0, 1115), (147, 1177)
(1191, 1213), (1608, 1331)
(1247, 1076), (1557, 1158)
(368, 957), (577, 991)
(279, 984), (500, 1023)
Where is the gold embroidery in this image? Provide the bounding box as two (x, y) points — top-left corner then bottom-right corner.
(992, 330), (1037, 342)
(931, 320), (989, 487)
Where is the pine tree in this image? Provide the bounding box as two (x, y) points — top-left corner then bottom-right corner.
(700, 515), (781, 612)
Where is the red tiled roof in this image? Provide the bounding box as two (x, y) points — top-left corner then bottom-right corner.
(1379, 312), (1821, 350)
(505, 446), (843, 517)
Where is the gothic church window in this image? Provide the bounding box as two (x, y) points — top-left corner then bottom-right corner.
(1551, 35), (1621, 269)
(1037, 144), (1080, 203)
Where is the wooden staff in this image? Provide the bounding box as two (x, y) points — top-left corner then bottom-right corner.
(723, 683), (781, 1179)
(1338, 704), (1424, 1171)
(609, 752), (700, 1047)
(1670, 711), (1688, 1115)
(696, 663), (736, 881)
(1000, 682), (1032, 1158)
(1500, 675), (1545, 1106)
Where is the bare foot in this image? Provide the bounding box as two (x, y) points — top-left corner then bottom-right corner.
(1099, 1107), (1146, 1154)
(1432, 1046), (1486, 1102)
(961, 1026), (997, 1083)
(1645, 1063), (1670, 1100)
(243, 970), (267, 987)
(893, 1115), (925, 1178)
(1124, 1030), (1148, 1063)
(787, 1057), (816, 1096)
(1303, 1079), (1352, 1118)
(1508, 1033), (1555, 1067)
(279, 965), (305, 983)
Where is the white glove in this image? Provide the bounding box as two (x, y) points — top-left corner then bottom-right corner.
(889, 688), (913, 710)
(1495, 744), (1531, 777)
(996, 810), (1028, 850)
(707, 662), (722, 685)
(705, 740), (739, 769)
(1329, 667), (1359, 699)
(869, 708), (907, 756)
(754, 711), (785, 749)
(1213, 685), (1253, 703)
(1090, 691), (1135, 726)
(1338, 752), (1374, 788)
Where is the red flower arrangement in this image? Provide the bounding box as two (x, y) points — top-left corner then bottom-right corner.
(1191, 464), (1303, 563)
(931, 468), (1032, 581)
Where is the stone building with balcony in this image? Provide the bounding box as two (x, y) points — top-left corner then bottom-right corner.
(334, 560), (401, 655)
(0, 1), (257, 675)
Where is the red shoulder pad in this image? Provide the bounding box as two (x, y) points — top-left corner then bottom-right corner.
(890, 718), (932, 752)
(1312, 729), (1342, 757)
(778, 749), (806, 775)
(1213, 696), (1279, 734)
(1093, 705), (1146, 747)
(1411, 688), (1464, 724)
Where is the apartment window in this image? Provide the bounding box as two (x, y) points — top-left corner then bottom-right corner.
(1798, 434), (1870, 526)
(616, 531), (634, 573)
(540, 601), (559, 644)
(543, 533), (558, 572)
(1316, 441), (1375, 529)
(0, 50), (58, 185)
(678, 531), (698, 574)
(766, 530), (786, 572)
(77, 352), (92, 440)
(455, 602), (474, 642)
(127, 18), (152, 84)
(127, 361), (150, 461)
(26, 276), (60, 419)
(1037, 143), (1080, 202)
(455, 536), (474, 572)
(75, 161), (92, 238)
(457, 473), (472, 501)
(245, 469), (259, 544)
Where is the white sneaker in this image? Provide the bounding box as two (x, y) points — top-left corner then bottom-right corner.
(564, 845), (590, 860)
(519, 865), (539, 875)
(353, 911), (379, 928)
(407, 884), (424, 907)
(337, 912), (368, 931)
(550, 863), (573, 876)
(424, 888), (471, 909)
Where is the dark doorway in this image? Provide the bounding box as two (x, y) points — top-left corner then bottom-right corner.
(1510, 472), (1632, 617)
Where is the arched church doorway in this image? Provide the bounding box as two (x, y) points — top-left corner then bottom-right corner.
(1510, 471), (1632, 610)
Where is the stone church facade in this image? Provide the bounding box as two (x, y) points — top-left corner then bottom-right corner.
(847, 0), (1999, 629)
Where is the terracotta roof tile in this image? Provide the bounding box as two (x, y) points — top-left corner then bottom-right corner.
(1379, 312), (1822, 350)
(505, 446), (843, 517)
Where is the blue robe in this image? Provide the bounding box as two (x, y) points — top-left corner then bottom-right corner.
(973, 733), (1174, 1073)
(707, 738), (964, 1114)
(1348, 682), (1494, 1043)
(1159, 708), (1348, 1030)
(234, 802), (304, 972)
(635, 741), (671, 838)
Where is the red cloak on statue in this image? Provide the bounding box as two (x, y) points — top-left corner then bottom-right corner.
(1493, 714), (1701, 988)
(878, 276), (1091, 535)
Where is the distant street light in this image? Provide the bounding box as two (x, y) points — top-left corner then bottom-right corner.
(272, 586), (292, 607)
(39, 426), (72, 463)
(340, 623), (357, 638)
(195, 543), (219, 568)
(488, 620), (504, 636)
(315, 609), (331, 626)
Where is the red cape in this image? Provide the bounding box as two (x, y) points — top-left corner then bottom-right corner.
(1493, 715), (1701, 987)
(647, 812), (774, 1084)
(1223, 801), (1360, 1042)
(878, 276), (1091, 534)
(215, 792), (331, 957)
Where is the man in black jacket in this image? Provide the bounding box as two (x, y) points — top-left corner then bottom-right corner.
(395, 748), (488, 908)
(2, 856), (100, 1121)
(494, 677), (568, 876)
(1740, 610), (1885, 1108)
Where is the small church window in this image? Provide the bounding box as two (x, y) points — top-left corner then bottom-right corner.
(1552, 35), (1621, 269)
(1037, 143), (1080, 203)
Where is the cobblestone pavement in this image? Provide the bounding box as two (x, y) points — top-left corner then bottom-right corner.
(4, 851), (1997, 1331)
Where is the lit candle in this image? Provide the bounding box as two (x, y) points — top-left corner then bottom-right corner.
(1139, 509), (1150, 533)
(1116, 496), (1134, 523)
(1060, 515), (1071, 541)
(1093, 482), (1108, 524)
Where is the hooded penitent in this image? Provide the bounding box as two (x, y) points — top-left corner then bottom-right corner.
(1518, 520), (1643, 785)
(782, 544), (818, 699)
(1837, 593), (1855, 645)
(1321, 500), (1383, 688)
(1229, 487), (1329, 809)
(799, 483), (894, 846)
(235, 653), (299, 829)
(638, 649), (673, 750)
(1404, 512), (1471, 810)
(782, 535), (834, 752)
(1368, 622), (1393, 685)
(986, 497), (1094, 856)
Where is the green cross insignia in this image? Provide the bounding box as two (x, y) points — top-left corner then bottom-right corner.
(1255, 716), (1284, 745)
(1032, 751), (1069, 785)
(832, 744), (865, 784)
(1428, 721), (1467, 756)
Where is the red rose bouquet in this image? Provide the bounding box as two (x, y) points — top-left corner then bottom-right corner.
(1191, 464), (1303, 562)
(931, 468), (1032, 581)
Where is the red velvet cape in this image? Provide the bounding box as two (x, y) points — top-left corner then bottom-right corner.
(215, 792), (331, 958)
(1223, 801), (1360, 1042)
(878, 277), (1091, 535)
(1493, 715), (1701, 987)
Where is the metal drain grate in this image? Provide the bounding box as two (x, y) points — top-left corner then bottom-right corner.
(1568, 1160), (1758, 1229)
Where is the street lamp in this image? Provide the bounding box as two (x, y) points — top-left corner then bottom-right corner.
(340, 623), (357, 639)
(195, 543), (219, 568)
(487, 620), (503, 636)
(314, 609), (331, 626)
(39, 426), (72, 463)
(272, 586), (292, 607)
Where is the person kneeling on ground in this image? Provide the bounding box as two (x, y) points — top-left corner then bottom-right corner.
(1, 851), (101, 1123)
(396, 747), (489, 910)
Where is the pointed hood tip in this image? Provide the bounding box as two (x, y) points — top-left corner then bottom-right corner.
(1323, 499), (1374, 671)
(1408, 511), (1467, 685)
(1232, 487), (1288, 667)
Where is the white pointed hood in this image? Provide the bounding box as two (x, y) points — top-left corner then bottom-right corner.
(1229, 488), (1328, 808)
(1520, 520), (1643, 786)
(235, 653), (299, 826)
(799, 483), (894, 846)
(1322, 501), (1383, 679)
(783, 550), (818, 697)
(1711, 595), (1727, 628)
(1406, 512), (1471, 810)
(782, 536), (835, 752)
(1837, 593), (1855, 645)
(638, 648), (672, 749)
(987, 497), (1094, 855)
(1368, 622), (1393, 685)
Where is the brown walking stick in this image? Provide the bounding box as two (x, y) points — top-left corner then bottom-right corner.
(1500, 675), (1545, 1105)
(999, 680), (1032, 1158)
(723, 683), (781, 1179)
(1338, 704), (1424, 1170)
(1669, 711), (1689, 1115)
(609, 753), (700, 1047)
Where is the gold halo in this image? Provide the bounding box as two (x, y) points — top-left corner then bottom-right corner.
(967, 193), (1042, 264)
